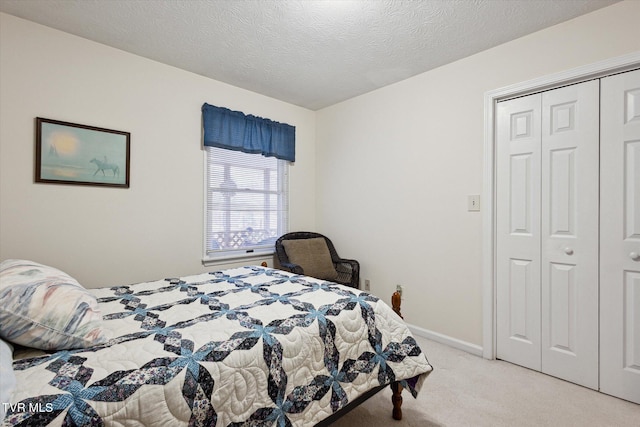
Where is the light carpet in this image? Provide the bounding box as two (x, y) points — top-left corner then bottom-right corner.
(331, 336), (640, 426)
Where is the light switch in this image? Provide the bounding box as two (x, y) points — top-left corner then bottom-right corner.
(468, 195), (480, 211)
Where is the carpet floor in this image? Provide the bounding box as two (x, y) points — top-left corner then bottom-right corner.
(330, 335), (640, 426)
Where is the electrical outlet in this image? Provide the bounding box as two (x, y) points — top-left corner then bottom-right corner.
(364, 279), (370, 291)
(396, 284), (403, 297)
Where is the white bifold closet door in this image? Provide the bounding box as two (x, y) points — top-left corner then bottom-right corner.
(496, 93), (542, 372)
(496, 80), (600, 389)
(600, 69), (640, 404)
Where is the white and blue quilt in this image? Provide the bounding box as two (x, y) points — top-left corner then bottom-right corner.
(3, 266), (432, 426)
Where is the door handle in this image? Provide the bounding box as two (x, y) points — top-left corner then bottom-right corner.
(631, 252), (640, 261)
(564, 247), (574, 255)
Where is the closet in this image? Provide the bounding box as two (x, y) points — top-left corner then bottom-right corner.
(495, 69), (640, 404)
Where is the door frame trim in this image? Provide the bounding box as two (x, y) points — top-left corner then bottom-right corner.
(482, 51), (640, 360)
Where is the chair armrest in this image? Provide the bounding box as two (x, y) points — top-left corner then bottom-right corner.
(336, 258), (360, 272)
(335, 258), (360, 288)
(280, 262), (304, 275)
(338, 258), (359, 267)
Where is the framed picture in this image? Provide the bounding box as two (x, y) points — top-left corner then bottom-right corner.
(35, 117), (130, 188)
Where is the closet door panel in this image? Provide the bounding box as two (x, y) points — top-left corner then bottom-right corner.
(496, 94), (542, 371)
(601, 69), (640, 404)
(625, 141), (640, 239)
(541, 80), (599, 390)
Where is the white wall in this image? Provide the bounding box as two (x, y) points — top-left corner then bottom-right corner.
(2, 2), (640, 348)
(315, 0), (640, 347)
(0, 13), (316, 288)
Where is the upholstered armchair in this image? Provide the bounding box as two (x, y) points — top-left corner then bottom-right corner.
(275, 232), (360, 288)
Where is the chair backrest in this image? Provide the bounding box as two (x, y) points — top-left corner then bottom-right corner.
(275, 232), (340, 265)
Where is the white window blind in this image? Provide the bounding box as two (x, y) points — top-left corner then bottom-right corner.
(204, 146), (288, 260)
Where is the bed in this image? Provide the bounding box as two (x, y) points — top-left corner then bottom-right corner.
(0, 259), (432, 426)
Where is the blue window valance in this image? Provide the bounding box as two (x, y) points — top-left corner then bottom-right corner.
(202, 103), (295, 162)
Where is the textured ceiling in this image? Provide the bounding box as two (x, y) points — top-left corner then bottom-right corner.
(0, 0), (620, 110)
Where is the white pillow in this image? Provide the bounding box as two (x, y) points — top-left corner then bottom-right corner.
(0, 259), (107, 350)
(0, 338), (16, 422)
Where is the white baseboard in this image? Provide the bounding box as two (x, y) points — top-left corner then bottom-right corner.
(407, 323), (484, 357)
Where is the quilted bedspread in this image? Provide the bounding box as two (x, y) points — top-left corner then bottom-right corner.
(4, 266), (432, 426)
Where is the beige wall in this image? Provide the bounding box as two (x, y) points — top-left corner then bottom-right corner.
(0, 13), (316, 288)
(315, 0), (640, 346)
(2, 2), (640, 348)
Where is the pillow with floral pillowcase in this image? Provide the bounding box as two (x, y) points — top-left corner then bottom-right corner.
(0, 259), (107, 350)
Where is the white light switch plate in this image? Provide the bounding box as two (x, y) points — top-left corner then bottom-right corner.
(468, 195), (480, 211)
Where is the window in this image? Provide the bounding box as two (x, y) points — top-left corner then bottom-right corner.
(204, 147), (289, 261)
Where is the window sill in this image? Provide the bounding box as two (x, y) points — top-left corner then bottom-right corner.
(202, 249), (275, 267)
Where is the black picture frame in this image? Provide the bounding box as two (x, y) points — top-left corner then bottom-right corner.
(35, 117), (130, 188)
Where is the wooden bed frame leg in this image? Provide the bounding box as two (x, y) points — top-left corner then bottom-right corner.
(391, 381), (403, 420)
(390, 291), (404, 420)
(392, 291), (403, 319)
